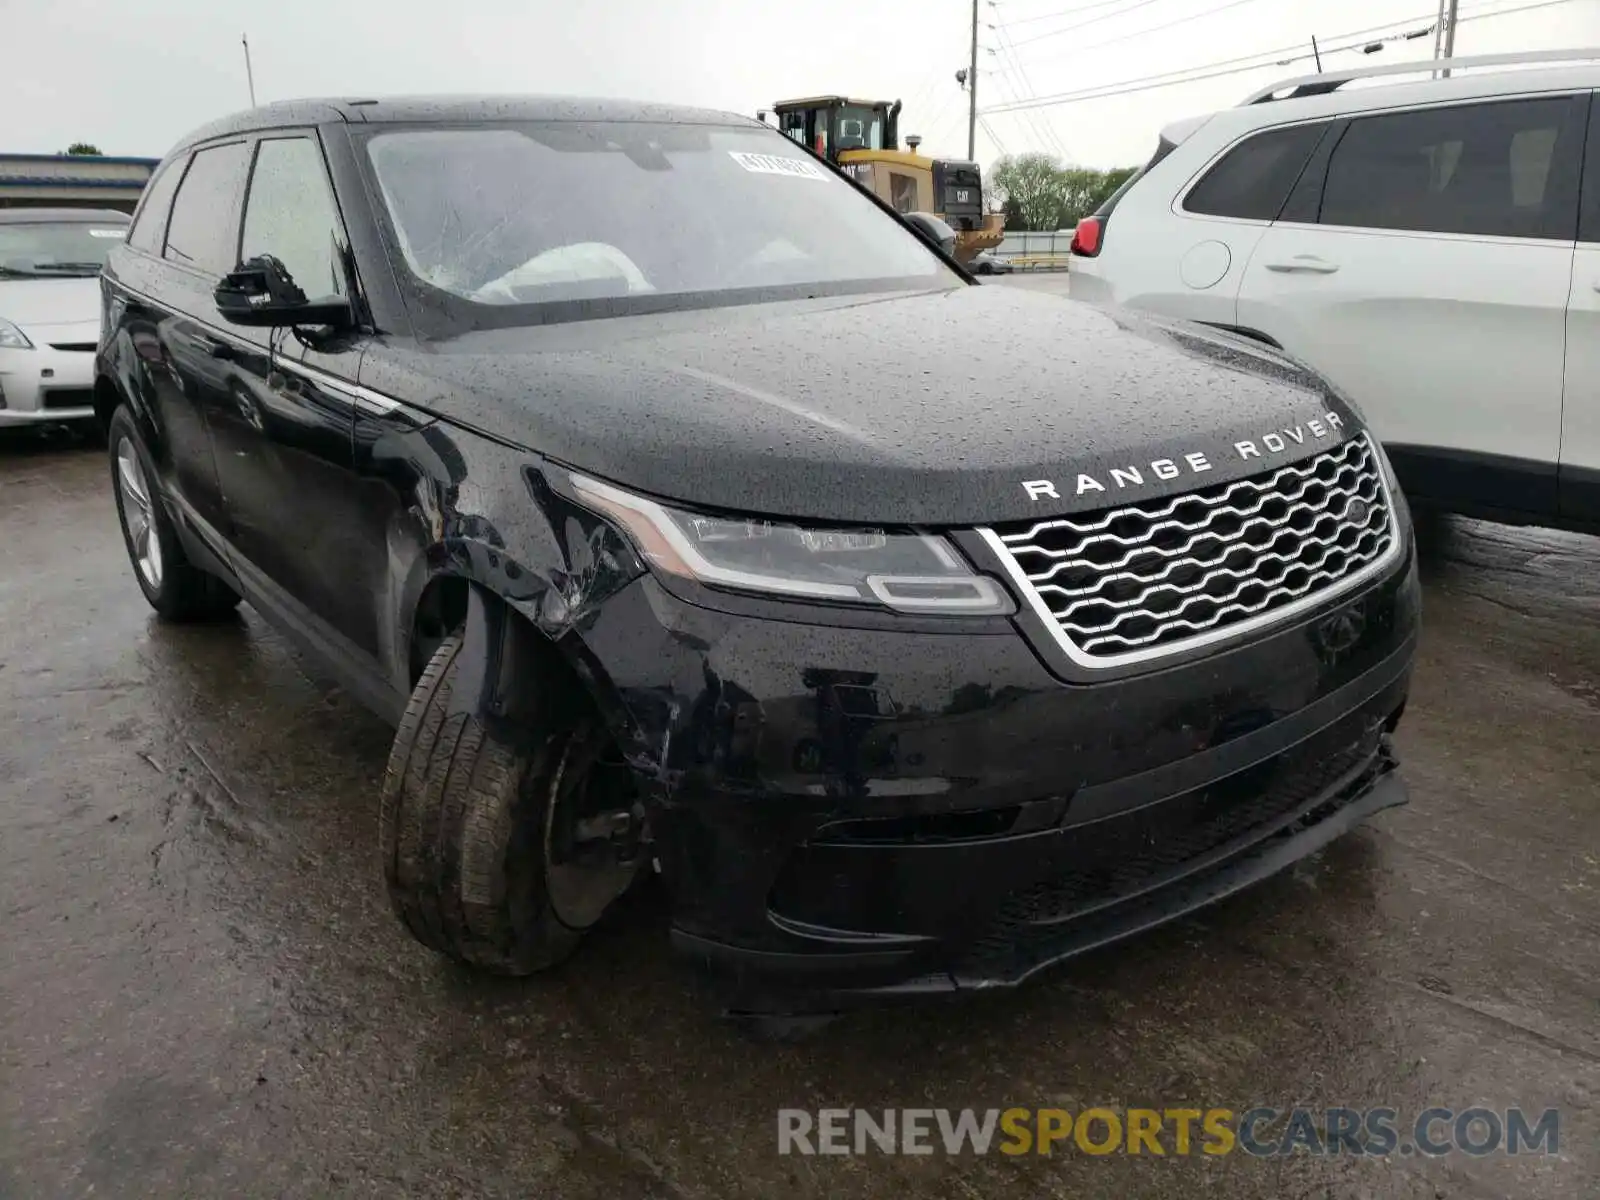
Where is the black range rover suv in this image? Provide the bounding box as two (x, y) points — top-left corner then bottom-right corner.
(96, 97), (1418, 1019)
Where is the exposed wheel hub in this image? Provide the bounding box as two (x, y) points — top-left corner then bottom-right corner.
(543, 722), (642, 930)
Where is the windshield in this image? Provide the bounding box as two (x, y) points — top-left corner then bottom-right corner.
(0, 220), (126, 277)
(360, 121), (953, 330)
(836, 105), (885, 151)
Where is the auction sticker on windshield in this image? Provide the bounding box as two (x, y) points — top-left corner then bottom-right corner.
(89, 229), (126, 238)
(729, 151), (825, 180)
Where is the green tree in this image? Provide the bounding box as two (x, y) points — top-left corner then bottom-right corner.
(1057, 167), (1112, 227)
(990, 152), (1067, 232)
(1090, 166), (1139, 211)
(990, 157), (1145, 230)
(63, 143), (102, 156)
(1001, 196), (1025, 231)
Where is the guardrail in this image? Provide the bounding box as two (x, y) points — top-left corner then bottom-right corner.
(999, 253), (1072, 273)
(994, 230), (1074, 273)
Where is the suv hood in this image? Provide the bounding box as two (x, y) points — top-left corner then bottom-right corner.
(362, 285), (1361, 526)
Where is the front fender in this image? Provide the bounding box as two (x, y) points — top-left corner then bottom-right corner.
(369, 415), (650, 755)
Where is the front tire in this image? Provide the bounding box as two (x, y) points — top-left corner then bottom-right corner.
(380, 633), (640, 975)
(108, 405), (240, 622)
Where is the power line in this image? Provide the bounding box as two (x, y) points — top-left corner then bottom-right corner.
(995, 20), (1073, 156)
(978, 113), (1012, 155)
(998, 0), (1168, 29)
(989, 53), (1069, 156)
(985, 18), (1438, 113)
(1011, 0), (1175, 48)
(1011, 0), (1270, 67)
(983, 0), (1578, 114)
(988, 9), (1073, 157)
(919, 83), (969, 155)
(901, 69), (950, 124)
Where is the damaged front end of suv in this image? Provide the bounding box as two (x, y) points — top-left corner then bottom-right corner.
(101, 99), (1418, 1026)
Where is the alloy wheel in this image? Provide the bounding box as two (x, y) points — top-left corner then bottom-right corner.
(116, 437), (164, 590)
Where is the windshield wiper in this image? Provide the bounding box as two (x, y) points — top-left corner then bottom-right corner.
(33, 262), (105, 274)
(0, 265), (37, 278)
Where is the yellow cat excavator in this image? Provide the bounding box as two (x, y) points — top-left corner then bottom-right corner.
(761, 95), (1005, 264)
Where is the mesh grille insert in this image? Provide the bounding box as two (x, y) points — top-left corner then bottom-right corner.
(992, 436), (1396, 664)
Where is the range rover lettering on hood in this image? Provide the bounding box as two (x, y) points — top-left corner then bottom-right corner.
(1021, 411), (1346, 502)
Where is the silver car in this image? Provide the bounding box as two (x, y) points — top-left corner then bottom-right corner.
(0, 208), (128, 429)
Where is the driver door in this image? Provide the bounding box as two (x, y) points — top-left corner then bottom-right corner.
(202, 132), (376, 664)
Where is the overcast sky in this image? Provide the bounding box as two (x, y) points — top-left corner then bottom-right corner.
(3, 0), (1595, 168)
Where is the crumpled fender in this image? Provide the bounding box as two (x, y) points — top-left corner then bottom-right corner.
(371, 415), (654, 758)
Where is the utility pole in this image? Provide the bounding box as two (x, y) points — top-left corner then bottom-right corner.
(1441, 0), (1459, 75)
(242, 34), (257, 107)
(967, 0), (979, 161)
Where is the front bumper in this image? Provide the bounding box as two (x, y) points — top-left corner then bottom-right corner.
(0, 338), (98, 426)
(579, 535), (1420, 1013)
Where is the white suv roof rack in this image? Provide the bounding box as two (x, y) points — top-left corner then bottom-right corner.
(1241, 47), (1600, 106)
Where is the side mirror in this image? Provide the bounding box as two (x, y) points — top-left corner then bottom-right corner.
(215, 254), (352, 328)
(903, 211), (957, 258)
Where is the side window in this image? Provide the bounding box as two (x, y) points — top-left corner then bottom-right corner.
(1183, 123), (1326, 220)
(1320, 97), (1585, 240)
(779, 110), (807, 147)
(240, 137), (346, 300)
(1580, 92), (1600, 243)
(889, 171), (918, 214)
(163, 141), (251, 276)
(127, 156), (184, 253)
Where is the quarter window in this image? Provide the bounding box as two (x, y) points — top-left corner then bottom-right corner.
(163, 141), (251, 276)
(240, 137), (346, 300)
(1319, 97), (1584, 239)
(1183, 123), (1325, 220)
(127, 156), (184, 253)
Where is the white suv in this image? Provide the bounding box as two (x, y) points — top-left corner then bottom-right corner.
(1070, 49), (1600, 534)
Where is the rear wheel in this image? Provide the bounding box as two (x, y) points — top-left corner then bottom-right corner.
(108, 406), (240, 621)
(380, 632), (642, 974)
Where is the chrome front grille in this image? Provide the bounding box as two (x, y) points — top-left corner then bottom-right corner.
(986, 435), (1399, 668)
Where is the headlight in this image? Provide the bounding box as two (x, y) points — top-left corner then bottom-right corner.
(0, 318), (33, 350)
(572, 474), (1012, 615)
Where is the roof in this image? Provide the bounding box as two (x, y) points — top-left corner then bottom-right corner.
(773, 96), (893, 110)
(1184, 57), (1600, 149)
(0, 207), (130, 224)
(0, 153), (160, 168)
(173, 95), (760, 152)
(1242, 47), (1600, 105)
(0, 179), (147, 190)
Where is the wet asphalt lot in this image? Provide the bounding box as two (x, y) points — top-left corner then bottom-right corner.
(3, 308), (1598, 1197)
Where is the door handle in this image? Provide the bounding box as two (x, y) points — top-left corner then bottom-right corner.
(1265, 256), (1340, 275)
